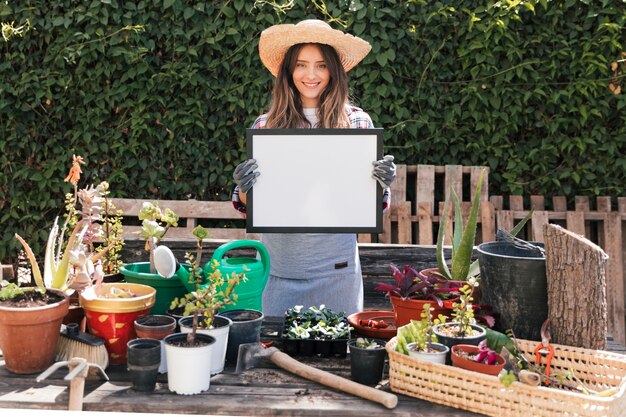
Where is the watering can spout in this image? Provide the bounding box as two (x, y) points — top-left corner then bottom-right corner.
(153, 245), (196, 292)
(204, 240), (270, 312)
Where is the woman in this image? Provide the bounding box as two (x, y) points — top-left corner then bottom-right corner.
(232, 20), (396, 317)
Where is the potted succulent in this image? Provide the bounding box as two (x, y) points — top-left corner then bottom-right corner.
(6, 155), (130, 371)
(120, 201), (186, 314)
(374, 264), (462, 327)
(347, 337), (387, 386)
(395, 303), (449, 365)
(174, 229), (246, 375)
(451, 339), (505, 376)
(432, 168), (487, 283)
(0, 281), (69, 374)
(432, 278), (487, 364)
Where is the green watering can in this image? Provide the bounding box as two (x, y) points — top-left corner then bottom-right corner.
(203, 240), (270, 312)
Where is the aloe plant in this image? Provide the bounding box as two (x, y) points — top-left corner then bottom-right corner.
(436, 169), (486, 281)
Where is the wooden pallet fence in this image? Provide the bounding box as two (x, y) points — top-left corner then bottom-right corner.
(359, 164), (493, 245)
(108, 198), (260, 241)
(490, 195), (626, 345)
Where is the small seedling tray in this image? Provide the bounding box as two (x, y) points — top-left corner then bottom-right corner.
(280, 323), (348, 357)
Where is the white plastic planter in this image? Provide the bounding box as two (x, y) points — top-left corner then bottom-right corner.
(163, 332), (215, 395)
(407, 342), (449, 365)
(179, 315), (232, 375)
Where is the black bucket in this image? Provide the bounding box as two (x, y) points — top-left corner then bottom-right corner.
(477, 241), (547, 341)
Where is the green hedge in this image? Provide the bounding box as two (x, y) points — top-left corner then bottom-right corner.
(1, 0), (625, 264)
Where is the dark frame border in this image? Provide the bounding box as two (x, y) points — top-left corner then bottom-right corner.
(246, 128), (383, 233)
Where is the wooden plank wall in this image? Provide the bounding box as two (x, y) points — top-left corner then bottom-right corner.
(358, 164), (493, 245)
(490, 195), (626, 345)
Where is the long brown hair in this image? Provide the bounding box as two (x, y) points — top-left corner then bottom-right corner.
(265, 43), (350, 128)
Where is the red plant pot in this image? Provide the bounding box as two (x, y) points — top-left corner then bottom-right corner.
(390, 295), (453, 328)
(80, 283), (156, 365)
(451, 344), (505, 376)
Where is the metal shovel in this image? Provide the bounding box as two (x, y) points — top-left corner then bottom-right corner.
(235, 343), (398, 409)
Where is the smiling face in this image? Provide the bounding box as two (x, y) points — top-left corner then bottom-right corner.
(291, 44), (330, 108)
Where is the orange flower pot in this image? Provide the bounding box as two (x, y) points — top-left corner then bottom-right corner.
(80, 283), (156, 365)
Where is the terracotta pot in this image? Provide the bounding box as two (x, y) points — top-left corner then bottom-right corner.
(0, 288), (69, 374)
(80, 283), (156, 365)
(389, 296), (452, 328)
(432, 322), (487, 365)
(451, 344), (505, 376)
(134, 315), (177, 340)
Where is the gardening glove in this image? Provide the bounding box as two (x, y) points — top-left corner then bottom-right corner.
(372, 155), (396, 189)
(233, 158), (260, 194)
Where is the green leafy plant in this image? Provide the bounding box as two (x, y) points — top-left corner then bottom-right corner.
(169, 225), (246, 334)
(354, 337), (383, 349)
(284, 305), (351, 340)
(436, 169), (486, 281)
(138, 202), (179, 273)
(395, 303), (447, 355)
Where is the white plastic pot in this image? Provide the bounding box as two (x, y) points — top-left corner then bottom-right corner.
(407, 342), (449, 365)
(163, 332), (215, 395)
(179, 315), (232, 375)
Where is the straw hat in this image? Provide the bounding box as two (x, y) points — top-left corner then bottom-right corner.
(258, 19), (372, 77)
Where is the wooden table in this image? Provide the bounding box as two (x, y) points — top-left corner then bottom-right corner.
(0, 316), (485, 417)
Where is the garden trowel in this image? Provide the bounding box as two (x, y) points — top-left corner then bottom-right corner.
(235, 342), (398, 409)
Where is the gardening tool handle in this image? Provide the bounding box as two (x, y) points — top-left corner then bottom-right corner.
(269, 350), (398, 409)
(68, 358), (88, 411)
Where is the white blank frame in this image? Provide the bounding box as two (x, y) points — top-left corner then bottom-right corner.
(246, 128), (383, 233)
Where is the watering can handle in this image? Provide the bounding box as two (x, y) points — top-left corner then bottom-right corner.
(210, 240), (270, 278)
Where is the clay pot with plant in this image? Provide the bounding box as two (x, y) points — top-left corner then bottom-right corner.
(432, 280), (486, 364)
(374, 264), (461, 328)
(394, 303), (449, 365)
(451, 339), (505, 376)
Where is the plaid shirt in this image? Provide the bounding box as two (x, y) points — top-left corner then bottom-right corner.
(233, 105), (391, 214)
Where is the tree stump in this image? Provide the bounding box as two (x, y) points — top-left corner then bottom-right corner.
(544, 224), (608, 349)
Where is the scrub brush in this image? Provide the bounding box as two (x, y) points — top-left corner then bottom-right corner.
(56, 323), (109, 369)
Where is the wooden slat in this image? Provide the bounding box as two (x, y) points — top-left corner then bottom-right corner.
(396, 202), (412, 244)
(470, 166), (489, 202)
(552, 196), (567, 212)
(618, 197), (626, 213)
(509, 195), (524, 211)
(379, 208), (392, 244)
(495, 210), (514, 234)
(604, 211), (625, 345)
(575, 196), (590, 211)
(390, 164), (407, 210)
(489, 195), (503, 210)
(531, 211), (549, 242)
(417, 202), (433, 245)
(444, 165), (462, 202)
(480, 201), (495, 242)
(416, 164), (435, 217)
(357, 233), (372, 243)
(597, 196), (612, 249)
(530, 195), (545, 210)
(565, 211), (586, 236)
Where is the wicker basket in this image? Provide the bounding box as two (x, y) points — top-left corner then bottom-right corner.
(386, 337), (626, 417)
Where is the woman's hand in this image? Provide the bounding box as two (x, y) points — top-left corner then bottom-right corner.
(372, 155), (396, 188)
(233, 158), (260, 193)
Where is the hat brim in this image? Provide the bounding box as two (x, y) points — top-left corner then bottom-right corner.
(259, 20), (371, 77)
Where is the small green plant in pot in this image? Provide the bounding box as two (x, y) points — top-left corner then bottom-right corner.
(435, 169), (487, 283)
(432, 278), (486, 364)
(395, 303), (449, 365)
(348, 337), (387, 386)
(173, 225), (247, 374)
